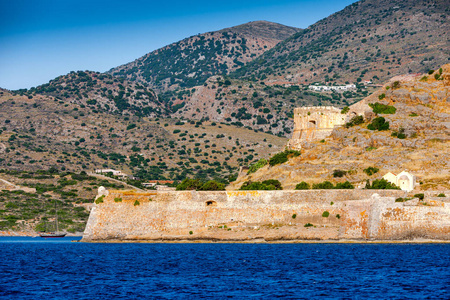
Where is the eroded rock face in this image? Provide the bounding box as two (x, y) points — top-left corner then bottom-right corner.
(82, 189), (450, 242)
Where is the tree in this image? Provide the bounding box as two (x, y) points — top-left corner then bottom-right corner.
(334, 181), (354, 189)
(367, 117), (389, 131)
(268, 150), (301, 166)
(312, 181), (334, 189)
(199, 180), (225, 191)
(176, 178), (203, 190)
(295, 182), (310, 190)
(366, 179), (399, 190)
(240, 180), (282, 190)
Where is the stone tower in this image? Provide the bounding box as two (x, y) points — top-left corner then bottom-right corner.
(287, 106), (347, 149)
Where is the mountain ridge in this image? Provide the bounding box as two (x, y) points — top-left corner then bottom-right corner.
(107, 21), (300, 92)
(233, 0), (450, 85)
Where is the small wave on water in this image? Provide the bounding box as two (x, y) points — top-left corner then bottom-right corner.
(0, 237), (448, 299)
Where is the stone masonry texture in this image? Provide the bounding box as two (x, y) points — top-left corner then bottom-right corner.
(82, 189), (450, 242)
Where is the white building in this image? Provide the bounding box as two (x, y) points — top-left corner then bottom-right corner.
(95, 169), (129, 179)
(382, 171), (416, 192)
(308, 84), (356, 92)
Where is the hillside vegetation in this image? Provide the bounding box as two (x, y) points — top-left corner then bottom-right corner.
(0, 89), (286, 182)
(229, 65), (450, 191)
(16, 71), (166, 118)
(109, 21), (300, 92)
(234, 0), (450, 85)
(0, 169), (126, 234)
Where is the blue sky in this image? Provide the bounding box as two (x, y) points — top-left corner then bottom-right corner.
(0, 0), (357, 90)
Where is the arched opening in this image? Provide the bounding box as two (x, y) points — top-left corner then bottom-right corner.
(308, 120), (317, 128)
(206, 201), (217, 207)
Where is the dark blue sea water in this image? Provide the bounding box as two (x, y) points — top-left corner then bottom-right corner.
(0, 237), (448, 299)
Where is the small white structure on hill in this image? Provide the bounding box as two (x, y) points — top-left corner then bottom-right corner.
(95, 169), (129, 179)
(383, 171), (416, 192)
(308, 84), (356, 92)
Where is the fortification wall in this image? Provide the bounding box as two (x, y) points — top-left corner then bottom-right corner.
(82, 189), (450, 242)
(288, 106), (347, 149)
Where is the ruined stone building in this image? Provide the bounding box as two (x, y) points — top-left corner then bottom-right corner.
(287, 106), (347, 149)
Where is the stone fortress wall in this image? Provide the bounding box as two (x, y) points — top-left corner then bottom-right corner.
(287, 99), (372, 149)
(288, 106), (348, 149)
(82, 188), (450, 242)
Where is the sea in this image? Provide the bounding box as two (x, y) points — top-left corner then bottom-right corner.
(0, 237), (448, 299)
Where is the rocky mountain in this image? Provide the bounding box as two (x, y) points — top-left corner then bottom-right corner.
(3, 0), (449, 177)
(21, 71), (167, 117)
(229, 64), (450, 191)
(167, 74), (374, 136)
(155, 0), (449, 135)
(233, 0), (450, 85)
(108, 21), (300, 92)
(0, 89), (287, 182)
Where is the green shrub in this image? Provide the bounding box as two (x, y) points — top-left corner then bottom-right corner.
(414, 193), (424, 200)
(369, 102), (396, 114)
(391, 127), (407, 139)
(437, 193), (446, 197)
(199, 180), (225, 191)
(378, 93), (386, 100)
(434, 73), (441, 80)
(240, 180), (282, 190)
(126, 124), (136, 130)
(409, 113), (418, 117)
(5, 202), (19, 209)
(392, 81), (400, 89)
(397, 132), (406, 139)
(367, 117), (389, 131)
(428, 70), (434, 75)
(176, 178), (203, 190)
(247, 159), (268, 174)
(363, 167), (379, 176)
(420, 76), (428, 82)
(366, 179), (400, 190)
(114, 197), (122, 202)
(322, 211), (330, 218)
(341, 106), (350, 114)
(134, 200), (140, 206)
(292, 214), (297, 219)
(268, 150), (301, 166)
(334, 181), (354, 189)
(312, 181), (334, 189)
(95, 195), (104, 204)
(173, 129), (181, 134)
(295, 181), (310, 190)
(189, 231), (193, 235)
(333, 169), (347, 178)
(262, 179), (282, 190)
(336, 214), (341, 219)
(304, 223), (313, 227)
(345, 115), (364, 128)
